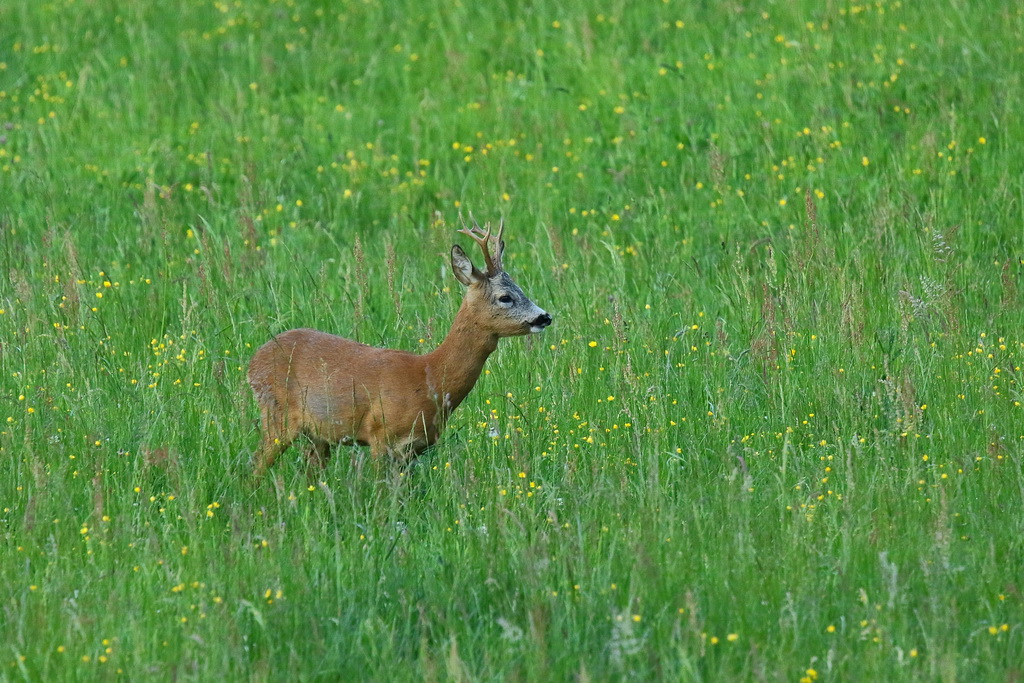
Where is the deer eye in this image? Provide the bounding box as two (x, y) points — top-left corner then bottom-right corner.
(497, 294), (514, 304)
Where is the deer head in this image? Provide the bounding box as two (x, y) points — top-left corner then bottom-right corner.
(451, 217), (552, 336)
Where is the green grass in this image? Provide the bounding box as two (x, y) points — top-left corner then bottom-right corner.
(2, 0), (1023, 679)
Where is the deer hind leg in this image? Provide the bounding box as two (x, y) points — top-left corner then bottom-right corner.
(252, 404), (297, 477)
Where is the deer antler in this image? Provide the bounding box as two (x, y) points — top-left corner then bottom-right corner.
(457, 214), (505, 275)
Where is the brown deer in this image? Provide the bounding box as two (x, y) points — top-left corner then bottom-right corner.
(247, 218), (552, 476)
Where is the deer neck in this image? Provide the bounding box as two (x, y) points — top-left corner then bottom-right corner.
(425, 301), (499, 413)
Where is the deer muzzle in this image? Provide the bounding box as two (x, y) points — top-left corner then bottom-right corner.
(528, 312), (553, 333)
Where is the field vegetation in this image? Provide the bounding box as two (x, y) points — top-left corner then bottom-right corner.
(2, 0), (1023, 679)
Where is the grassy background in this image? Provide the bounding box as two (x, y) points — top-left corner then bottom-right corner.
(2, 0), (1023, 679)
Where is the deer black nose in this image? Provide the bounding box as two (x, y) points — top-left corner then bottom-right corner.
(531, 313), (552, 329)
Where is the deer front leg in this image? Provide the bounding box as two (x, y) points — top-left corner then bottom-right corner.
(305, 439), (332, 471)
(387, 432), (433, 465)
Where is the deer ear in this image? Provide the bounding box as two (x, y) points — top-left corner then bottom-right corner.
(451, 245), (483, 286)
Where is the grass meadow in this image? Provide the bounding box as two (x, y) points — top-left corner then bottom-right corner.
(2, 0), (1024, 679)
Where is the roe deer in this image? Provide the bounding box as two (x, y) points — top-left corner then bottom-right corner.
(247, 218), (552, 475)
